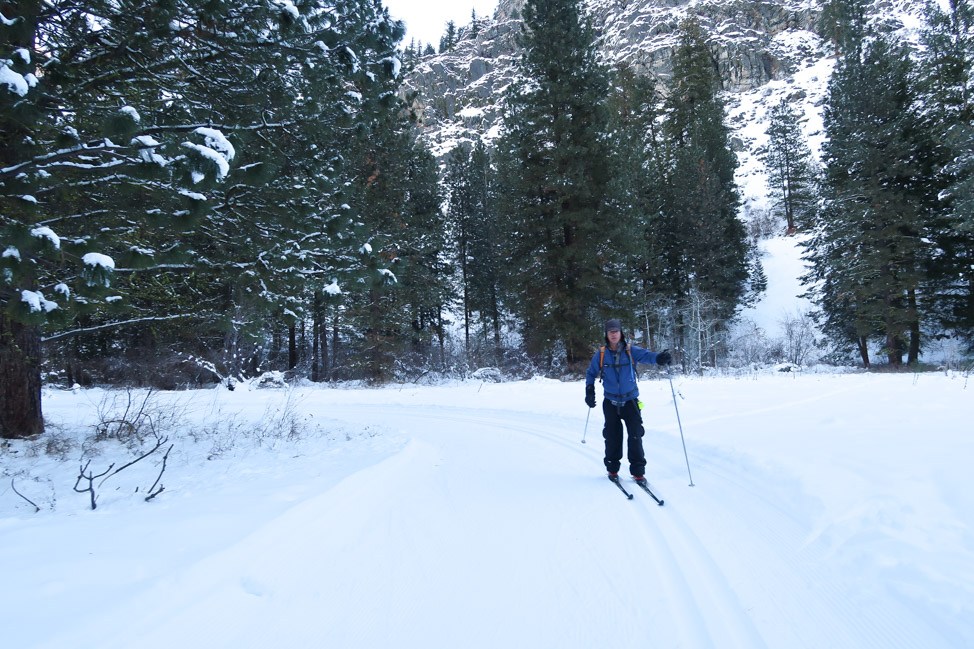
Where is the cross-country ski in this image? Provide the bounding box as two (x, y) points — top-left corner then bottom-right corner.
(634, 478), (664, 505)
(608, 474), (634, 499)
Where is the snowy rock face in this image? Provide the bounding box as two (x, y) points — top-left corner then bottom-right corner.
(404, 0), (830, 154)
(403, 0), (929, 233)
(405, 4), (526, 156)
(591, 0), (823, 92)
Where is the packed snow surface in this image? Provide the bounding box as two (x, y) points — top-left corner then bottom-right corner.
(2, 371), (972, 648)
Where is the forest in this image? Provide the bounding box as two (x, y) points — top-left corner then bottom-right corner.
(2, 0), (972, 439)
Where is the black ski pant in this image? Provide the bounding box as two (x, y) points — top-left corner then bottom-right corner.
(602, 398), (646, 477)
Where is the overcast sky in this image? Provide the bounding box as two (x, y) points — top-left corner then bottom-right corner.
(383, 0), (500, 49)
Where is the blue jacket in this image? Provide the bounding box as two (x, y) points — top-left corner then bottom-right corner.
(585, 342), (661, 401)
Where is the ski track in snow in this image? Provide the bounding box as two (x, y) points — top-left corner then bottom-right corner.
(20, 380), (961, 649)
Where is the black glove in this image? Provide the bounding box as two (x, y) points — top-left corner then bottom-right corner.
(585, 384), (596, 408)
(656, 349), (672, 366)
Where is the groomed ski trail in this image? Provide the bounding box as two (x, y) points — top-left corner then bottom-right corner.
(31, 397), (953, 649)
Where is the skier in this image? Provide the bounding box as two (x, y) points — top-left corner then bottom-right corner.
(585, 319), (671, 482)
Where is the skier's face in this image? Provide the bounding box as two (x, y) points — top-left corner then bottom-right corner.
(607, 329), (621, 347)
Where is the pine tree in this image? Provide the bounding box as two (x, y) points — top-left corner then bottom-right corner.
(446, 139), (501, 355)
(0, 0), (46, 437)
(446, 145), (478, 348)
(763, 99), (819, 234)
(918, 0), (974, 340)
(495, 0), (620, 368)
(818, 0), (868, 54)
(339, 72), (446, 381)
(396, 143), (451, 367)
(0, 0), (408, 434)
(807, 28), (931, 367)
(466, 141), (504, 351)
(470, 10), (481, 38)
(604, 64), (666, 345)
(652, 18), (750, 365)
(439, 21), (458, 53)
(339, 108), (407, 381)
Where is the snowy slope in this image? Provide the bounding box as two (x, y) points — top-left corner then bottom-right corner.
(2, 374), (971, 648)
(738, 235), (813, 334)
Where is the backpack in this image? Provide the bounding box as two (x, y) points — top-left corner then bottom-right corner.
(598, 343), (636, 384)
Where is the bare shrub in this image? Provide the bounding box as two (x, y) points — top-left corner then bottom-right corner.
(744, 205), (780, 242)
(192, 389), (311, 459)
(74, 430), (173, 510)
(246, 390), (308, 445)
(728, 319), (771, 366)
(90, 388), (185, 450)
(26, 424), (76, 461)
(73, 389), (184, 509)
(778, 309), (822, 366)
(182, 330), (266, 391)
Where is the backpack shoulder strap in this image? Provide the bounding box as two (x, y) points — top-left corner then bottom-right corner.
(598, 345), (606, 381)
(627, 344), (638, 385)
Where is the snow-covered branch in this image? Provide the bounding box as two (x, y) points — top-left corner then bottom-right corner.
(41, 314), (197, 342)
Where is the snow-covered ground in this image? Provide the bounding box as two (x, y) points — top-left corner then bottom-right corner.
(2, 371), (971, 649)
(738, 235), (813, 335)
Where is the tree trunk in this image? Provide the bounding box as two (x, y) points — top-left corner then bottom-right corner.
(0, 2), (45, 437)
(437, 307), (446, 368)
(0, 314), (44, 439)
(885, 331), (904, 366)
(311, 293), (321, 382)
(857, 336), (871, 369)
(330, 318), (338, 381)
(288, 324), (297, 370)
(461, 238), (470, 350)
(320, 309), (331, 381)
(491, 285), (501, 348)
(907, 289), (920, 365)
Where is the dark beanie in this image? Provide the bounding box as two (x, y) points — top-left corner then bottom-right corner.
(604, 318), (622, 333)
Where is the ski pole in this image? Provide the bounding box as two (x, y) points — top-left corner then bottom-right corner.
(667, 371), (695, 486)
(581, 407), (591, 444)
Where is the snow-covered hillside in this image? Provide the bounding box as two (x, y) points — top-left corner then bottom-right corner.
(2, 373), (972, 648)
(407, 0), (839, 340)
(408, 0), (832, 153)
(406, 0), (938, 345)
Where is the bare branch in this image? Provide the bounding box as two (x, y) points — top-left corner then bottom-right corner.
(97, 433), (168, 488)
(144, 444), (174, 502)
(41, 315), (196, 343)
(10, 479), (41, 513)
(73, 460), (114, 510)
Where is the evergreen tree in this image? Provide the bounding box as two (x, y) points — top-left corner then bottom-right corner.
(806, 29), (931, 367)
(818, 0), (868, 54)
(470, 10), (482, 38)
(340, 106), (409, 381)
(446, 144), (478, 348)
(918, 0), (974, 340)
(604, 64), (666, 345)
(339, 77), (445, 381)
(0, 0), (407, 435)
(763, 99), (819, 234)
(401, 39), (421, 66)
(466, 141), (504, 351)
(494, 0), (620, 368)
(652, 18), (750, 365)
(446, 139), (501, 355)
(396, 143), (451, 367)
(439, 21), (458, 53)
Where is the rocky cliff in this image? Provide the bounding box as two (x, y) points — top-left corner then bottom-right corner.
(403, 0), (924, 214)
